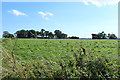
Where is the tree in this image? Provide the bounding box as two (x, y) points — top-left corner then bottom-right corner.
(54, 30), (62, 39)
(108, 33), (117, 39)
(7, 29), (68, 39)
(29, 30), (37, 38)
(54, 30), (68, 39)
(92, 31), (107, 39)
(36, 31), (40, 35)
(92, 31), (117, 39)
(27, 30), (32, 38)
(3, 31), (10, 38)
(15, 29), (38, 38)
(15, 29), (28, 38)
(97, 31), (107, 39)
(40, 29), (45, 38)
(48, 32), (54, 39)
(7, 34), (14, 38)
(44, 31), (49, 37)
(92, 34), (98, 39)
(3, 31), (14, 38)
(61, 33), (67, 39)
(68, 36), (79, 39)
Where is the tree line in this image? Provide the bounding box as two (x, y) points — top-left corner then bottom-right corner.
(3, 29), (117, 39)
(92, 31), (117, 39)
(3, 29), (68, 39)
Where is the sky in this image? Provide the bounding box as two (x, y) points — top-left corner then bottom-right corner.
(1, 0), (118, 38)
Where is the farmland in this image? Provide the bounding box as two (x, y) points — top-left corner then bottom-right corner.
(1, 39), (119, 79)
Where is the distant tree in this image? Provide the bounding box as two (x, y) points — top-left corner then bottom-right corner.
(36, 31), (40, 35)
(44, 31), (49, 37)
(92, 31), (117, 39)
(61, 33), (67, 39)
(29, 30), (37, 38)
(27, 30), (32, 38)
(15, 29), (38, 38)
(54, 30), (62, 39)
(68, 36), (79, 39)
(54, 30), (68, 39)
(3, 31), (14, 38)
(15, 29), (27, 38)
(91, 34), (98, 39)
(40, 29), (45, 38)
(7, 28), (69, 39)
(3, 31), (10, 38)
(7, 34), (14, 38)
(108, 33), (117, 39)
(29, 30), (36, 34)
(48, 32), (54, 39)
(97, 31), (107, 39)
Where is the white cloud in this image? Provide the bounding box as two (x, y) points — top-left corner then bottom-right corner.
(80, 0), (119, 6)
(38, 11), (53, 20)
(8, 9), (28, 16)
(38, 12), (47, 16)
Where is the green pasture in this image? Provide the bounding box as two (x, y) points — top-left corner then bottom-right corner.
(2, 39), (118, 60)
(1, 39), (119, 79)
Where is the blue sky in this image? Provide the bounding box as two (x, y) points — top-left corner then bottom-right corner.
(2, 1), (118, 38)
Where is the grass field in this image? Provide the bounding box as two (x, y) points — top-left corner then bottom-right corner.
(1, 39), (119, 79)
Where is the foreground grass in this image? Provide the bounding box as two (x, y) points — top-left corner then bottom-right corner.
(1, 39), (120, 79)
